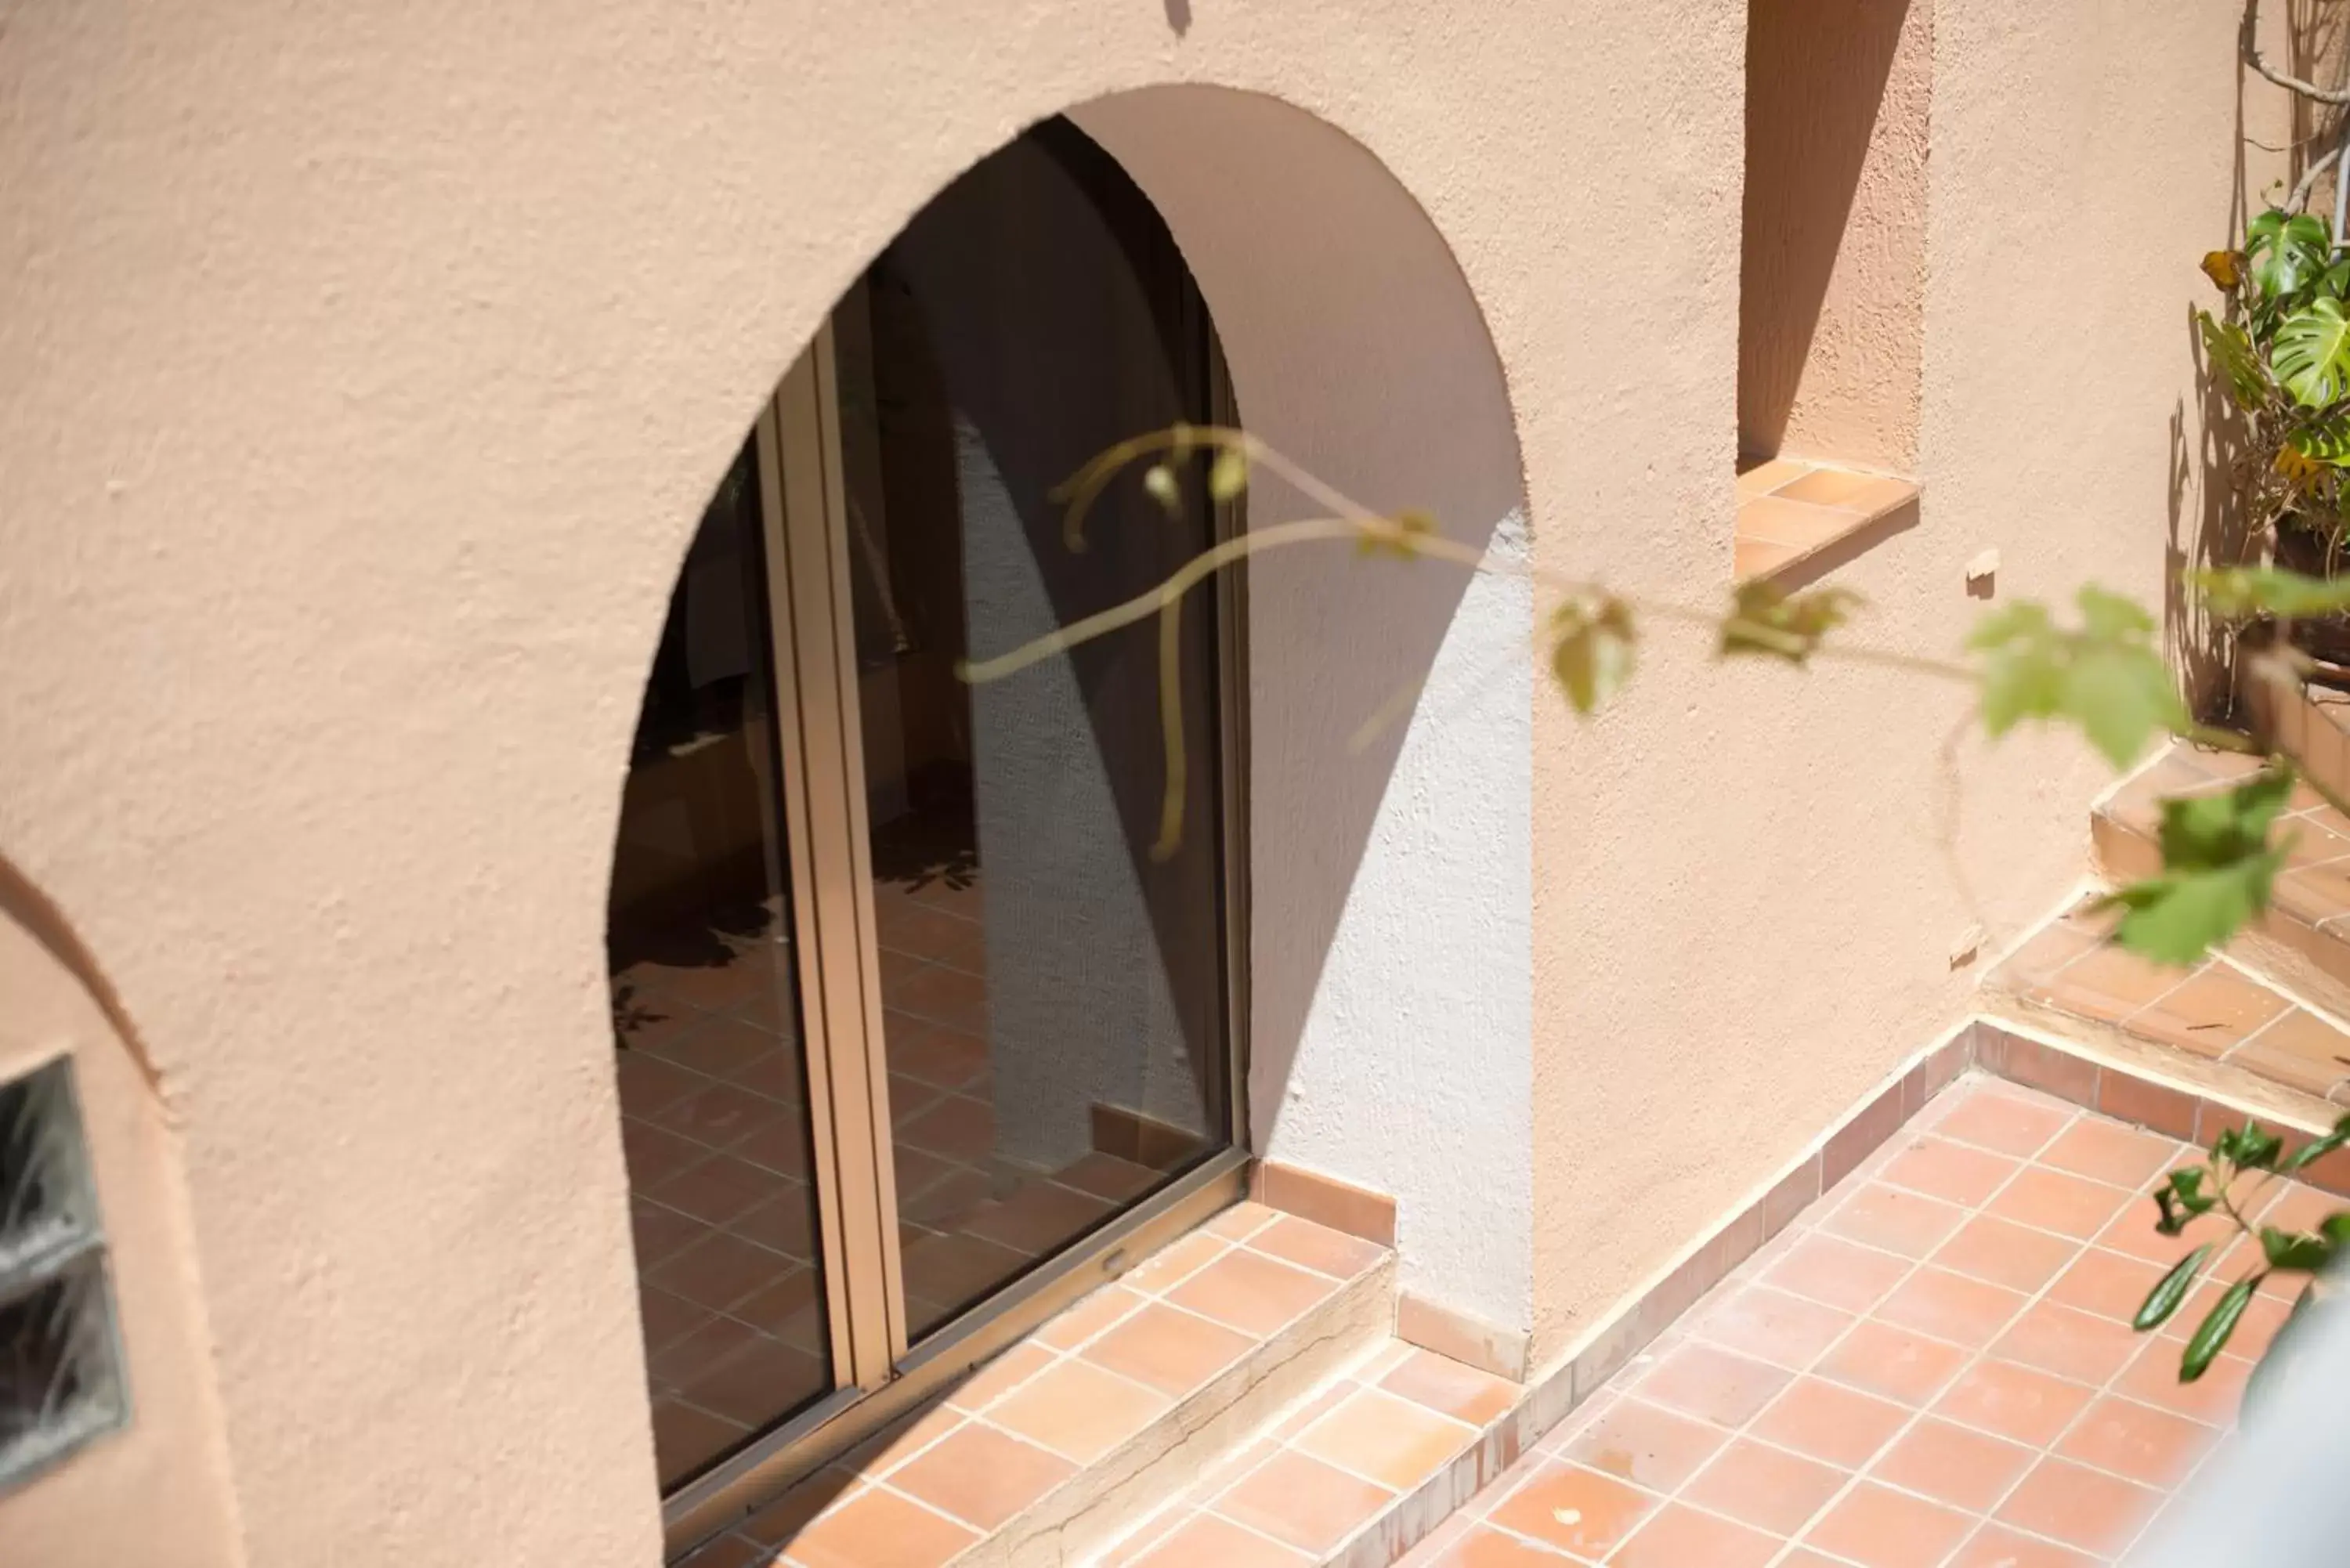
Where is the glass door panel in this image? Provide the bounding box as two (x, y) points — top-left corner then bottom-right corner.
(636, 117), (1244, 1548)
(834, 122), (1236, 1341)
(608, 435), (834, 1489)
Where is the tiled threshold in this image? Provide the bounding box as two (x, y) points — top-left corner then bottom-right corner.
(678, 1012), (2340, 1568)
(1734, 456), (1919, 583)
(678, 1207), (1397, 1568)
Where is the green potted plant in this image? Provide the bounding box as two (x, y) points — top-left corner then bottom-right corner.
(2201, 208), (2350, 669)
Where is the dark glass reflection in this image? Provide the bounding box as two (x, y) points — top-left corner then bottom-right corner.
(608, 439), (831, 1488)
(837, 120), (1236, 1339)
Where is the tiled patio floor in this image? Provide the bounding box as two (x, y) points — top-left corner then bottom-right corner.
(1400, 1075), (2319, 1568)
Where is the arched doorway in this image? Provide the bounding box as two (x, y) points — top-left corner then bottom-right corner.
(605, 114), (1247, 1541)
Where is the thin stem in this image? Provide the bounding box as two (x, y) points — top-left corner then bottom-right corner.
(1152, 587), (1185, 862)
(958, 515), (1358, 684)
(985, 426), (1980, 688)
(2290, 142), (2345, 214)
(2244, 0), (2350, 107)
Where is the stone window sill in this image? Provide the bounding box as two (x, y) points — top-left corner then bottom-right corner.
(1734, 456), (1920, 583)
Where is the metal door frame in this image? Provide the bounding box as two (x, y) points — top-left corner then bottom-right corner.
(660, 325), (1253, 1559)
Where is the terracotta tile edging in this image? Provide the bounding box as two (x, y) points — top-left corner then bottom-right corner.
(1253, 1159), (1397, 1248)
(1731, 456), (1919, 584)
(1969, 1013), (2350, 1196)
(1524, 1020), (1978, 1437)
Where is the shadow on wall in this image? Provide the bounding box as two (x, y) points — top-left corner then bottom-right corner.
(1739, 0), (1913, 461)
(1072, 86), (1531, 1285)
(2165, 4), (2348, 724)
(2170, 331), (2262, 722)
(0, 852), (162, 1101)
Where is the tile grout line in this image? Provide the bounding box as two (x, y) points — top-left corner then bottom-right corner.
(1128, 1327), (1500, 1560)
(890, 1241), (1394, 1559)
(1802, 1086), (2248, 1563)
(1741, 1097), (2100, 1567)
(805, 1072), (2258, 1567)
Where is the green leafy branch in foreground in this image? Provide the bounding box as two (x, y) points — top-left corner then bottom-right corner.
(958, 425), (2350, 1393)
(2135, 1115), (2350, 1395)
(966, 422), (2350, 973)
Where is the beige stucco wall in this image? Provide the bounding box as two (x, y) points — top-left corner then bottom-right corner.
(1529, 0), (2296, 1364)
(0, 871), (243, 1568)
(0, 0), (2294, 1561)
(1738, 0), (1931, 471)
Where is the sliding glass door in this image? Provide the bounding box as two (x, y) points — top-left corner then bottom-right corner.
(606, 117), (1246, 1548)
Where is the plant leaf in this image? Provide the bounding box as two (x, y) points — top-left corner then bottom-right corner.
(2280, 443), (2329, 487)
(2258, 1224), (2334, 1271)
(1550, 594), (1637, 715)
(1969, 588), (2186, 768)
(1208, 447), (1249, 502)
(2135, 1243), (2214, 1331)
(2291, 411), (2350, 468)
(2282, 1114), (2350, 1171)
(1719, 582), (1863, 664)
(2105, 857), (2287, 964)
(2158, 768), (2296, 869)
(2199, 565), (2350, 619)
(2247, 208), (2333, 299)
(2065, 645), (2182, 771)
(2180, 1274), (2261, 1382)
(2153, 1188), (2186, 1236)
(2101, 770), (2294, 963)
(2235, 1121), (2286, 1171)
(2274, 295), (2350, 406)
(2204, 250), (2244, 291)
(2199, 312), (2268, 410)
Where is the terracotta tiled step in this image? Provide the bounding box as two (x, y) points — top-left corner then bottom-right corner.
(1097, 1335), (1534, 1568)
(2242, 665), (2350, 808)
(1980, 899), (2350, 1133)
(2090, 741), (2350, 1021)
(682, 1203), (1395, 1568)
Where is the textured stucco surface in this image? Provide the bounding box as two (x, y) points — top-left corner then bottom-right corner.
(1739, 0), (1931, 470)
(0, 886), (243, 1567)
(1529, 0), (2294, 1363)
(0, 0), (2291, 1560)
